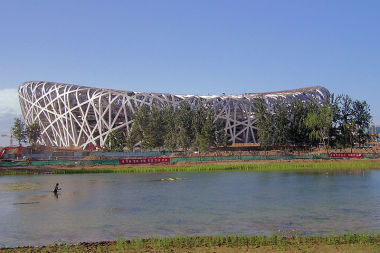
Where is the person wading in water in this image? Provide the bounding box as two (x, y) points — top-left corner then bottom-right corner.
(53, 183), (61, 194)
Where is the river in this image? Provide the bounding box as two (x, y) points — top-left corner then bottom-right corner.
(0, 170), (379, 247)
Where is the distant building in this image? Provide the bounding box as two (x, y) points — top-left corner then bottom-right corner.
(369, 125), (380, 143)
(18, 81), (329, 149)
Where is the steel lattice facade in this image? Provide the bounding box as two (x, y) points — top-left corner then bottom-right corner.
(18, 81), (329, 149)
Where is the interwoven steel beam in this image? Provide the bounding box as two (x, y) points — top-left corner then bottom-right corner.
(18, 81), (329, 148)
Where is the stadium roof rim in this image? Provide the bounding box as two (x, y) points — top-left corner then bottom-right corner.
(20, 81), (327, 97)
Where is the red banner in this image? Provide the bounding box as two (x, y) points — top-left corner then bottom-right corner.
(119, 157), (171, 164)
(328, 153), (363, 158)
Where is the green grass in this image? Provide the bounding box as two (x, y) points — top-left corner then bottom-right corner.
(0, 159), (378, 176)
(92, 233), (380, 250)
(51, 160), (380, 174)
(0, 170), (37, 176)
(1, 233), (379, 252)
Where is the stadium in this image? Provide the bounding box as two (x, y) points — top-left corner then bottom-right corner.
(18, 81), (329, 149)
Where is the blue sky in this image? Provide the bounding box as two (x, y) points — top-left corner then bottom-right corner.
(0, 0), (379, 145)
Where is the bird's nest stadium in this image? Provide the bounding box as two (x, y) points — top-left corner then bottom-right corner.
(18, 81), (329, 149)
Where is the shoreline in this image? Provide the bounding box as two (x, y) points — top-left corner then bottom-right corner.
(1, 233), (380, 252)
(1, 158), (379, 175)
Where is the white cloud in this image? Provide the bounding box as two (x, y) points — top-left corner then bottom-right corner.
(0, 89), (22, 146)
(0, 88), (21, 116)
(0, 113), (20, 146)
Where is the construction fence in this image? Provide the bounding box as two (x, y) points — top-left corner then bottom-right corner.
(2, 151), (170, 160)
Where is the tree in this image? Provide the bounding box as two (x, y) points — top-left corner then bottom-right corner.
(272, 98), (290, 147)
(305, 102), (334, 154)
(288, 100), (317, 147)
(336, 94), (354, 148)
(332, 95), (372, 149)
(11, 118), (26, 145)
(104, 129), (127, 152)
(126, 126), (143, 151)
(196, 110), (216, 152)
(344, 118), (356, 153)
(163, 106), (179, 151)
(253, 97), (275, 152)
(126, 106), (149, 151)
(123, 101), (231, 152)
(352, 100), (372, 146)
(25, 122), (41, 150)
(192, 101), (209, 151)
(215, 120), (229, 147)
(176, 101), (195, 151)
(142, 107), (166, 149)
(327, 94), (340, 148)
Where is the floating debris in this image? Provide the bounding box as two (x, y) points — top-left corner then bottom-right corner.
(160, 177), (184, 181)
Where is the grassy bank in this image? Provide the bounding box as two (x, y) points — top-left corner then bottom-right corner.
(0, 159), (379, 176)
(1, 233), (380, 252)
(51, 159), (380, 174)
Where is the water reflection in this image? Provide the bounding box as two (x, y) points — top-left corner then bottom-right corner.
(0, 170), (379, 247)
(286, 169), (367, 176)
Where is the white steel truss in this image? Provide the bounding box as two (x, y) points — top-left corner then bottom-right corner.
(18, 81), (329, 149)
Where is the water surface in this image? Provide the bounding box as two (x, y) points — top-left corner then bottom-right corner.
(0, 170), (380, 247)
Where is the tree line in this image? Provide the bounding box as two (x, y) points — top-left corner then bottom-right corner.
(104, 101), (229, 152)
(10, 93), (371, 154)
(253, 94), (372, 153)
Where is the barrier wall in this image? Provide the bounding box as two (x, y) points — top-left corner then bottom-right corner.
(89, 151), (170, 158)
